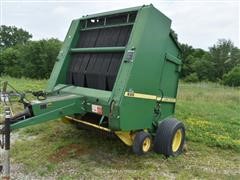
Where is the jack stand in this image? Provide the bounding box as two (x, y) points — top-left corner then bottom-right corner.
(1, 107), (11, 180)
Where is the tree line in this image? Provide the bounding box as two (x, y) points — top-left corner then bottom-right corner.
(0, 25), (61, 79)
(0, 25), (240, 86)
(180, 40), (240, 86)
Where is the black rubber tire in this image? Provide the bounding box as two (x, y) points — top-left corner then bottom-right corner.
(154, 118), (185, 157)
(132, 131), (152, 155)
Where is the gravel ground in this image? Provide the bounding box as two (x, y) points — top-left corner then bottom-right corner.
(0, 132), (49, 180)
(10, 164), (44, 180)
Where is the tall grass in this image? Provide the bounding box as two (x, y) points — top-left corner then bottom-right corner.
(177, 82), (240, 151)
(0, 76), (48, 92)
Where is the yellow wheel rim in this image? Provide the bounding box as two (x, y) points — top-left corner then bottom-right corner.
(172, 129), (182, 152)
(142, 137), (151, 152)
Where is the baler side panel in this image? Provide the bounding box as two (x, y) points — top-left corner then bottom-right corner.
(166, 35), (181, 58)
(159, 36), (182, 118)
(159, 57), (180, 118)
(118, 6), (172, 131)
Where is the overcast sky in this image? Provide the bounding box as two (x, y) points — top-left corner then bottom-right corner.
(1, 0), (239, 50)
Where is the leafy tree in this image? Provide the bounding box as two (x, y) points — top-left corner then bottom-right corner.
(170, 29), (178, 42)
(181, 54), (196, 78)
(193, 53), (214, 81)
(180, 44), (195, 62)
(180, 39), (240, 83)
(0, 51), (3, 75)
(20, 39), (62, 79)
(180, 44), (195, 78)
(180, 44), (209, 79)
(0, 25), (32, 49)
(223, 66), (240, 87)
(1, 47), (22, 77)
(184, 73), (199, 83)
(209, 39), (240, 81)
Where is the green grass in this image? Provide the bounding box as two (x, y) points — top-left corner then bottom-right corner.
(11, 122), (240, 179)
(0, 76), (48, 119)
(176, 82), (240, 151)
(0, 76), (47, 92)
(1, 77), (240, 179)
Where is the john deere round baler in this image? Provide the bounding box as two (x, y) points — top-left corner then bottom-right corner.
(0, 5), (185, 177)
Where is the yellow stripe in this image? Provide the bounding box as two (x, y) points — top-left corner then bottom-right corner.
(65, 116), (111, 132)
(125, 92), (156, 100)
(124, 92), (176, 103)
(161, 97), (176, 103)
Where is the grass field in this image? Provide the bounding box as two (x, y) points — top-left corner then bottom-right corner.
(0, 76), (240, 179)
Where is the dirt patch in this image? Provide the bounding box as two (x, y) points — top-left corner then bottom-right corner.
(49, 144), (91, 163)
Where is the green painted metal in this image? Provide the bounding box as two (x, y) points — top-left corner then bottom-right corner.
(11, 94), (84, 130)
(53, 84), (111, 103)
(78, 6), (142, 20)
(81, 23), (134, 31)
(71, 47), (125, 53)
(11, 4), (182, 135)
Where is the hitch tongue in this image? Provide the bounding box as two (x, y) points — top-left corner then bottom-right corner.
(0, 106), (11, 180)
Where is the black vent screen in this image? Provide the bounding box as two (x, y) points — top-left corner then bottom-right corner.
(77, 25), (132, 48)
(67, 53), (123, 91)
(67, 12), (137, 91)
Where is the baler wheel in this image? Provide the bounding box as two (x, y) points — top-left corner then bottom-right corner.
(132, 131), (152, 155)
(154, 118), (185, 157)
